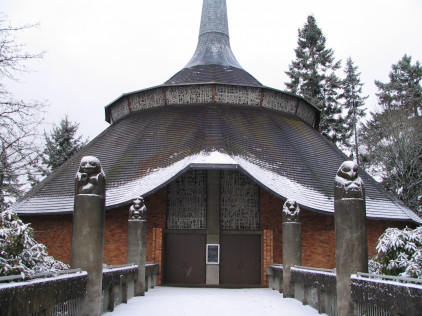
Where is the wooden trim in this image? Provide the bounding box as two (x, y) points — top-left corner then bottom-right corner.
(259, 89), (264, 107)
(109, 108), (114, 124)
(163, 87), (168, 106)
(212, 85), (216, 103)
(127, 97), (132, 113)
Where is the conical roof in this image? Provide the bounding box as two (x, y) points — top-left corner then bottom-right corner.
(10, 0), (420, 225)
(165, 0), (261, 86)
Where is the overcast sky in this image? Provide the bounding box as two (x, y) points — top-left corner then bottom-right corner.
(1, 0), (421, 140)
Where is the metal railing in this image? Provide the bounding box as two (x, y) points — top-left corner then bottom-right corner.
(0, 268), (83, 283)
(267, 265), (422, 316)
(357, 302), (390, 316)
(0, 269), (88, 316)
(355, 272), (422, 285)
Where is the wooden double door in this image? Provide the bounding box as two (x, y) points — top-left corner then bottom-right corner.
(164, 233), (206, 284)
(164, 233), (261, 286)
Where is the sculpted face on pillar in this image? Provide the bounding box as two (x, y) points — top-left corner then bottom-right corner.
(75, 156), (106, 197)
(282, 199), (300, 222)
(129, 197), (147, 220)
(334, 160), (364, 200)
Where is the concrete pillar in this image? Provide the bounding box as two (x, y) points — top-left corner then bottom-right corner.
(334, 161), (368, 316)
(70, 156), (106, 316)
(282, 199), (302, 298)
(206, 170), (220, 285)
(127, 197), (147, 296)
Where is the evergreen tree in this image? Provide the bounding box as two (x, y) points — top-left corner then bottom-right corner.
(285, 15), (343, 144)
(369, 226), (422, 279)
(38, 116), (87, 177)
(375, 54), (422, 117)
(360, 109), (422, 213)
(0, 209), (68, 277)
(360, 55), (422, 214)
(339, 57), (367, 161)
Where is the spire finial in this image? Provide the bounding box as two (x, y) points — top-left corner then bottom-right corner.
(164, 0), (261, 86)
(199, 0), (229, 37)
(184, 0), (241, 69)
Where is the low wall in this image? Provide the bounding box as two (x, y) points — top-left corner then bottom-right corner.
(102, 263), (159, 313)
(351, 273), (422, 316)
(0, 269), (87, 316)
(291, 266), (336, 316)
(267, 265), (422, 316)
(0, 263), (160, 315)
(266, 264), (283, 292)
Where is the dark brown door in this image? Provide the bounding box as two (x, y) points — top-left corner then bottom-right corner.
(220, 234), (261, 285)
(164, 233), (206, 284)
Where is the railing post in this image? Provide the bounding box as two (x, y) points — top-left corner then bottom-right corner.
(127, 197), (147, 296)
(122, 278), (128, 304)
(334, 161), (368, 316)
(282, 199), (302, 298)
(70, 156), (106, 316)
(107, 286), (114, 312)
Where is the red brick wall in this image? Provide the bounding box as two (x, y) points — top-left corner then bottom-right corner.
(367, 219), (408, 257)
(21, 187), (168, 285)
(262, 229), (273, 285)
(22, 186), (412, 287)
(21, 214), (73, 264)
(259, 188), (412, 273)
(144, 188), (166, 284)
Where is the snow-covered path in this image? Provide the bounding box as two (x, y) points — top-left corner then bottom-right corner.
(105, 286), (324, 316)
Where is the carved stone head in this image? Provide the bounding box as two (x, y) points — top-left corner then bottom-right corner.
(282, 199), (300, 222)
(129, 197), (147, 220)
(75, 156), (106, 197)
(79, 156), (102, 175)
(334, 160), (364, 200)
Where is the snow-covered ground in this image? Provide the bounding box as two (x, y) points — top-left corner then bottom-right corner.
(105, 286), (325, 316)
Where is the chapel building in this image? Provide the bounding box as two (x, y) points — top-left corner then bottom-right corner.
(13, 0), (420, 286)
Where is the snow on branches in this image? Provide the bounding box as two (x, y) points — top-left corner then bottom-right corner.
(0, 209), (68, 278)
(369, 226), (422, 279)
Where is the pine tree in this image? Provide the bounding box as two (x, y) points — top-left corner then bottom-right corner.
(39, 116), (87, 177)
(360, 109), (422, 213)
(375, 54), (422, 117)
(360, 55), (422, 214)
(285, 15), (343, 144)
(339, 57), (367, 162)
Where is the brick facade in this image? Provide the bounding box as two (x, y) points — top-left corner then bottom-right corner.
(22, 185), (411, 287)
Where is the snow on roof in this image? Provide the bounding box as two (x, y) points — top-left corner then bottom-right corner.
(11, 104), (420, 224)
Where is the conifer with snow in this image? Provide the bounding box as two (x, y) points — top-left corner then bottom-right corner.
(0, 209), (68, 278)
(285, 15), (344, 145)
(32, 116), (87, 183)
(375, 54), (422, 117)
(339, 57), (367, 160)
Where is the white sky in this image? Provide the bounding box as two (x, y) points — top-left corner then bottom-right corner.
(1, 0), (421, 140)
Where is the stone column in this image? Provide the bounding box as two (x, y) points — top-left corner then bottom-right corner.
(127, 197), (147, 296)
(282, 199), (302, 298)
(334, 161), (368, 316)
(70, 156), (106, 316)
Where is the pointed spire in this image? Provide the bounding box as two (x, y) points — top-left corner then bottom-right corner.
(199, 0), (229, 37)
(184, 0), (241, 69)
(164, 0), (261, 86)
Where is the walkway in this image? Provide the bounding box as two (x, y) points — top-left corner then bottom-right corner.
(105, 286), (325, 316)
